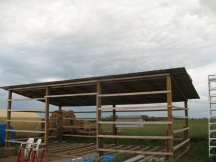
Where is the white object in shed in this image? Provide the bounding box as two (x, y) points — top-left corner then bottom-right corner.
(116, 115), (144, 128)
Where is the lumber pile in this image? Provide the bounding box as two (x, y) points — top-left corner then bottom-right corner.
(47, 110), (96, 136)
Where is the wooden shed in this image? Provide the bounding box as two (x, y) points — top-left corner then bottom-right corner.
(1, 67), (199, 160)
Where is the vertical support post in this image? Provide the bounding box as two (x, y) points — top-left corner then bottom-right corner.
(96, 81), (103, 156)
(44, 87), (50, 151)
(184, 100), (189, 140)
(166, 75), (173, 160)
(112, 104), (117, 145)
(5, 90), (12, 147)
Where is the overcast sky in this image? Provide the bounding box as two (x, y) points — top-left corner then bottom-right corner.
(0, 0), (216, 117)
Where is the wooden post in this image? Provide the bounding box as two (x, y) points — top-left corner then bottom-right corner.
(96, 81), (103, 156)
(5, 90), (12, 147)
(166, 75), (173, 160)
(112, 105), (117, 145)
(184, 101), (189, 140)
(44, 87), (50, 151)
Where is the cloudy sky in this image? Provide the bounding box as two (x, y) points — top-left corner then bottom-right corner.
(0, 0), (216, 117)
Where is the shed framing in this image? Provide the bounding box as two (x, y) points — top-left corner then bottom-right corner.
(1, 67), (199, 160)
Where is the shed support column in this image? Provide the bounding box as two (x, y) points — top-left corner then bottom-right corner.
(112, 105), (117, 145)
(44, 87), (50, 151)
(184, 101), (189, 140)
(166, 75), (173, 160)
(5, 90), (12, 147)
(96, 81), (103, 156)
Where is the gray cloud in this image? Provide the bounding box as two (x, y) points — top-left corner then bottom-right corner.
(0, 0), (216, 117)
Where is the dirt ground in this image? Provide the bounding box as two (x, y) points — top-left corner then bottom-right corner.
(0, 155), (66, 162)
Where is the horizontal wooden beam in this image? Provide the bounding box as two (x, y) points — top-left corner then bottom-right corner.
(100, 105), (167, 110)
(98, 90), (170, 97)
(45, 92), (97, 98)
(100, 73), (170, 82)
(173, 127), (190, 134)
(8, 97), (45, 101)
(6, 120), (45, 123)
(173, 138), (190, 151)
(100, 108), (169, 112)
(62, 126), (95, 129)
(98, 121), (172, 125)
(17, 136), (57, 140)
(174, 146), (190, 160)
(5, 129), (45, 134)
(74, 111), (96, 113)
(172, 105), (188, 110)
(8, 109), (52, 113)
(98, 135), (173, 140)
(63, 118), (96, 120)
(62, 134), (96, 138)
(97, 148), (173, 156)
(173, 116), (188, 119)
(4, 140), (45, 145)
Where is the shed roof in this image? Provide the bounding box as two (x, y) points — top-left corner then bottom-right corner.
(0, 67), (199, 106)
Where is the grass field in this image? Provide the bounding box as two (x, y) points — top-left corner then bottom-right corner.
(64, 119), (212, 162)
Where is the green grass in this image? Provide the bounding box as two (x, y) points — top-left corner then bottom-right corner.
(63, 119), (212, 162)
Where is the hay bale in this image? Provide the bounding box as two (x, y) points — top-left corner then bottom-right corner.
(73, 120), (89, 127)
(63, 111), (75, 118)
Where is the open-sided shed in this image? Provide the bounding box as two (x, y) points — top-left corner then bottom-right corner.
(1, 67), (199, 160)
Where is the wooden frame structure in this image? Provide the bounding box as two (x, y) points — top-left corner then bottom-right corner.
(1, 67), (199, 160)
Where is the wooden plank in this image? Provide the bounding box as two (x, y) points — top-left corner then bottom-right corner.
(100, 105), (167, 110)
(63, 118), (96, 120)
(96, 81), (103, 156)
(45, 87), (50, 151)
(5, 90), (12, 147)
(8, 109), (51, 113)
(6, 120), (45, 123)
(173, 116), (188, 119)
(113, 105), (117, 145)
(173, 127), (190, 134)
(45, 92), (96, 98)
(98, 135), (173, 140)
(98, 90), (170, 97)
(174, 146), (190, 160)
(62, 126), (95, 129)
(100, 73), (170, 82)
(184, 101), (189, 140)
(97, 148), (173, 156)
(74, 111), (96, 113)
(100, 108), (169, 112)
(62, 134), (96, 138)
(166, 75), (173, 160)
(8, 97), (45, 101)
(173, 138), (190, 151)
(50, 143), (94, 153)
(4, 140), (45, 145)
(123, 155), (145, 162)
(16, 136), (56, 141)
(172, 105), (188, 110)
(98, 121), (172, 125)
(5, 129), (45, 133)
